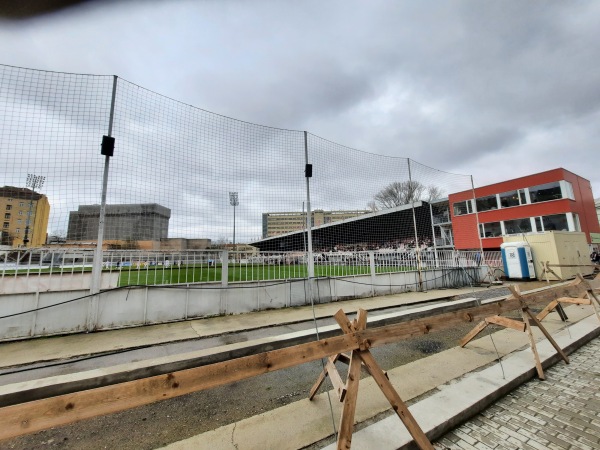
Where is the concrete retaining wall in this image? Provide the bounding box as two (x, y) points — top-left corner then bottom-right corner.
(0, 267), (487, 342)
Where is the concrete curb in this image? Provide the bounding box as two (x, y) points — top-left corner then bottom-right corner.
(324, 314), (600, 450)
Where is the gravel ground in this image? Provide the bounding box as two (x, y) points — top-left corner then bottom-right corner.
(1, 282), (553, 450)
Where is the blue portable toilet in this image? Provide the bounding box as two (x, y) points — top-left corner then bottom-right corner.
(500, 242), (536, 279)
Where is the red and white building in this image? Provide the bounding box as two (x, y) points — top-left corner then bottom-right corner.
(448, 168), (600, 250)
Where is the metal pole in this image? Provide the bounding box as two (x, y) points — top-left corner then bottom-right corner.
(90, 75), (118, 299)
(229, 192), (239, 256)
(233, 204), (236, 251)
(471, 175), (486, 278)
(408, 159), (423, 290)
(304, 132), (314, 281)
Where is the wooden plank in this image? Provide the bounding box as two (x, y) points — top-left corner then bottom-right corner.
(485, 315), (526, 332)
(537, 300), (558, 321)
(509, 285), (547, 379)
(308, 367), (327, 400)
(521, 306), (545, 380)
(337, 351), (362, 450)
(525, 309), (569, 364)
(326, 356), (347, 402)
(556, 297), (591, 305)
(355, 308), (368, 332)
(460, 320), (488, 347)
(0, 333), (360, 441)
(334, 309), (353, 334)
(309, 354), (341, 401)
(1, 282), (590, 440)
(357, 350), (433, 450)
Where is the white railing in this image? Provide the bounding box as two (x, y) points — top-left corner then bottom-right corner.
(1, 248), (501, 291)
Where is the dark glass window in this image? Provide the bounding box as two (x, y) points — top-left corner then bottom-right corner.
(504, 218), (532, 235)
(476, 195), (498, 212)
(479, 222), (502, 238)
(529, 182), (562, 203)
(453, 200), (473, 216)
(542, 214), (569, 231)
(499, 190), (520, 208)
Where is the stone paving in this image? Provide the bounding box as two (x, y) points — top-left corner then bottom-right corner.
(434, 337), (600, 450)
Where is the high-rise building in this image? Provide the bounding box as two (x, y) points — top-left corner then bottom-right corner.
(262, 209), (371, 238)
(0, 186), (50, 247)
(67, 203), (171, 242)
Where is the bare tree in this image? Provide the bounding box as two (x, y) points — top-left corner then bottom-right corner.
(373, 181), (444, 209)
(373, 180), (426, 209)
(366, 200), (379, 212)
(425, 185), (444, 201)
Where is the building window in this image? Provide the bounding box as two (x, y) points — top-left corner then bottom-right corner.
(4, 213), (10, 220)
(561, 181), (575, 200)
(499, 189), (527, 208)
(573, 213), (581, 231)
(17, 219), (22, 224)
(542, 214), (569, 231)
(15, 228), (20, 234)
(476, 195), (498, 212)
(479, 221), (502, 238)
(5, 205), (11, 210)
(529, 182), (562, 203)
(453, 200), (474, 216)
(19, 202), (24, 207)
(18, 211), (23, 216)
(534, 217), (542, 232)
(2, 222), (8, 229)
(504, 218), (533, 235)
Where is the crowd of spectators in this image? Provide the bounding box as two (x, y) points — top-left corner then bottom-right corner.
(313, 237), (434, 253)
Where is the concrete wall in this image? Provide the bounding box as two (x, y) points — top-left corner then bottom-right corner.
(0, 267), (488, 342)
(0, 272), (119, 295)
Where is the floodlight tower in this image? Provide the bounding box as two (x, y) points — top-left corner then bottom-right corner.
(229, 192), (239, 252)
(23, 174), (45, 247)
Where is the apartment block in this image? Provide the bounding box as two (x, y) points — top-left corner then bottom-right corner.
(0, 186), (50, 247)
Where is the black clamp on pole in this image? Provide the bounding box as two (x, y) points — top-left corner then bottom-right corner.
(305, 164), (313, 178)
(101, 135), (115, 157)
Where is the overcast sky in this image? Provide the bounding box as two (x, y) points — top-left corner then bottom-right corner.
(1, 1), (599, 240)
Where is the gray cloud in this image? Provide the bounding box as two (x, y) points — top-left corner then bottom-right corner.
(1, 0), (599, 243)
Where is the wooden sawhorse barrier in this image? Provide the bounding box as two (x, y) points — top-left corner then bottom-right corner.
(309, 309), (434, 450)
(2, 278), (599, 445)
(460, 275), (600, 380)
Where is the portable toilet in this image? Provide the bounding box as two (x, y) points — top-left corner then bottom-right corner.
(500, 241), (536, 279)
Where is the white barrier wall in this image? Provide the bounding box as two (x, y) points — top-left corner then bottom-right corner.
(0, 272), (119, 295)
(0, 267), (487, 341)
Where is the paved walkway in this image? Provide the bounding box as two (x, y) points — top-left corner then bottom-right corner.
(434, 337), (600, 450)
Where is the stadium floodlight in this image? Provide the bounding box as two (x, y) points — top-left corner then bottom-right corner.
(23, 174), (45, 247)
(229, 192), (239, 251)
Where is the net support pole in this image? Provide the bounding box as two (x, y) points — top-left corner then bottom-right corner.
(471, 175), (486, 281)
(304, 132), (314, 297)
(408, 159), (423, 291)
(89, 75), (118, 330)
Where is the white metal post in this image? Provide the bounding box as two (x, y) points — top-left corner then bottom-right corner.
(89, 75), (118, 330)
